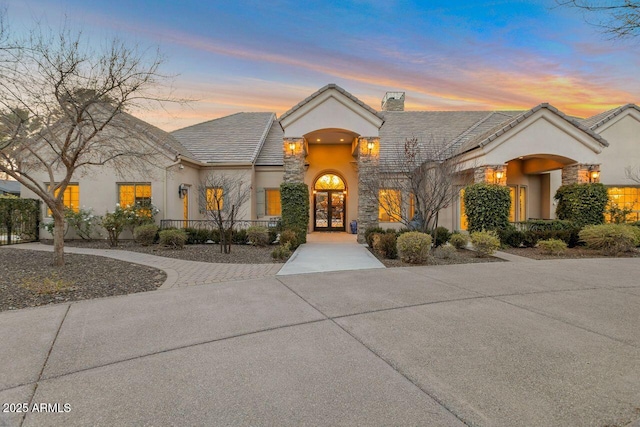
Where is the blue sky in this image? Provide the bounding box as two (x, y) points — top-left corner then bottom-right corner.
(6, 0), (640, 130)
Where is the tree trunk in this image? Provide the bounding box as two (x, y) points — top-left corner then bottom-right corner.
(52, 211), (65, 266)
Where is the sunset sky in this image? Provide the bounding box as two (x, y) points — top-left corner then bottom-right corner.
(6, 0), (640, 131)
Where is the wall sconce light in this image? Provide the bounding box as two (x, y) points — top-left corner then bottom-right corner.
(494, 170), (504, 183)
(367, 140), (374, 154)
(289, 142), (296, 155)
(588, 166), (600, 183)
(343, 190), (347, 195)
(178, 184), (188, 199)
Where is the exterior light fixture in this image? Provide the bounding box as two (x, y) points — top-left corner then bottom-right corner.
(367, 140), (374, 154)
(495, 170), (504, 181)
(588, 166), (600, 183)
(316, 138), (321, 142)
(178, 184), (188, 199)
(289, 142), (296, 154)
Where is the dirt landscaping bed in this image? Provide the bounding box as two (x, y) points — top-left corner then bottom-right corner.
(500, 246), (640, 260)
(44, 240), (280, 264)
(370, 248), (504, 268)
(0, 249), (166, 312)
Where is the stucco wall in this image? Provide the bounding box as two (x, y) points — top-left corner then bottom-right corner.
(594, 112), (640, 185)
(255, 167), (285, 219)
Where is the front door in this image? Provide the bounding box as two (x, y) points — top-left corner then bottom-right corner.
(314, 190), (345, 231)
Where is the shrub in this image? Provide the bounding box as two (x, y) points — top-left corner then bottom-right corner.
(497, 225), (525, 248)
(271, 242), (292, 260)
(64, 207), (101, 240)
(470, 230), (500, 257)
(232, 229), (248, 244)
(268, 228), (278, 244)
(372, 232), (397, 259)
(522, 231), (538, 248)
(434, 244), (457, 259)
(280, 229), (299, 250)
(158, 229), (187, 249)
(555, 183), (608, 227)
(521, 220), (581, 247)
(397, 231), (432, 264)
(631, 226), (640, 247)
(538, 238), (568, 256)
(579, 224), (637, 255)
(463, 183), (511, 233)
(364, 226), (385, 247)
(280, 183), (309, 244)
(184, 228), (213, 245)
(134, 224), (159, 246)
(449, 233), (469, 249)
(247, 226), (269, 246)
(433, 226), (451, 247)
(101, 207), (128, 247)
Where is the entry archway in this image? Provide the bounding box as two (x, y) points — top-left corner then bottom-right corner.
(313, 172), (347, 231)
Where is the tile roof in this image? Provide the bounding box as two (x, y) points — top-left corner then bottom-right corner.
(580, 104), (640, 130)
(256, 119), (284, 166)
(280, 83), (383, 122)
(0, 179), (20, 194)
(117, 111), (195, 159)
(171, 112), (275, 164)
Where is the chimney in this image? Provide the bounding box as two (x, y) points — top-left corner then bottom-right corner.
(381, 91), (405, 111)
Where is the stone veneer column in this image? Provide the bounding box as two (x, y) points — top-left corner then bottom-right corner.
(283, 138), (305, 183)
(356, 137), (380, 244)
(473, 165), (507, 185)
(561, 163), (600, 185)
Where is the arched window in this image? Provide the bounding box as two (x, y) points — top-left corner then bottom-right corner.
(315, 174), (345, 190)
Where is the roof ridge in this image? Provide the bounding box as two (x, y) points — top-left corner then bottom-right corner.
(250, 113), (276, 164)
(170, 112), (245, 133)
(584, 103), (640, 130)
(437, 111), (502, 158)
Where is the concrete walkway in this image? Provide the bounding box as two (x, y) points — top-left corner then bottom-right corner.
(8, 243), (283, 288)
(276, 232), (385, 275)
(2, 257), (640, 426)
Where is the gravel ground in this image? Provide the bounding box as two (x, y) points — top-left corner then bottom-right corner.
(45, 240), (280, 264)
(501, 246), (640, 260)
(371, 248), (504, 268)
(0, 249), (166, 312)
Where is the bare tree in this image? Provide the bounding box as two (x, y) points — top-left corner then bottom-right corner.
(362, 137), (468, 234)
(625, 165), (640, 183)
(0, 15), (177, 266)
(556, 0), (640, 38)
(198, 173), (251, 254)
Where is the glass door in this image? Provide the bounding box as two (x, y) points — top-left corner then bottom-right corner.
(314, 190), (346, 231)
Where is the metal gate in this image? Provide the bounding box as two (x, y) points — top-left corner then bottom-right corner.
(0, 198), (41, 245)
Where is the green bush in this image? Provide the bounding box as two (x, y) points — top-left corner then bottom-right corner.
(631, 226), (640, 247)
(470, 230), (500, 257)
(271, 242), (292, 260)
(497, 225), (525, 248)
(579, 224), (637, 255)
(433, 226), (451, 247)
(434, 244), (457, 259)
(364, 226), (385, 247)
(247, 226), (269, 246)
(521, 220), (581, 247)
(449, 233), (469, 249)
(463, 183), (511, 233)
(133, 224), (159, 246)
(555, 183), (608, 227)
(397, 231), (432, 264)
(184, 228), (213, 244)
(268, 228), (278, 244)
(280, 183), (309, 244)
(522, 231), (538, 248)
(231, 229), (248, 244)
(158, 229), (187, 249)
(372, 232), (397, 259)
(64, 207), (102, 240)
(538, 238), (568, 256)
(280, 229), (300, 250)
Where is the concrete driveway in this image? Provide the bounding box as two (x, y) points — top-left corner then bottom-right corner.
(1, 257), (640, 426)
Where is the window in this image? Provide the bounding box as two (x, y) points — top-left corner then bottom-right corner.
(265, 189), (281, 216)
(518, 186), (527, 222)
(607, 187), (640, 222)
(459, 188), (468, 231)
(408, 193), (416, 220)
(378, 189), (401, 222)
(509, 186), (516, 222)
(206, 187), (224, 211)
(508, 185), (527, 222)
(46, 183), (79, 216)
(118, 183), (151, 208)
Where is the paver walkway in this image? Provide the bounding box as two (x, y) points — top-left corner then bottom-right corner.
(277, 232), (385, 275)
(8, 243), (283, 288)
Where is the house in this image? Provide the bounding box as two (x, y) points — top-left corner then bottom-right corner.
(22, 84), (640, 241)
(0, 179), (20, 196)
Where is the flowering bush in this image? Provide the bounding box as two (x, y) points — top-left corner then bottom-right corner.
(396, 231), (431, 264)
(101, 202), (159, 247)
(64, 207), (102, 240)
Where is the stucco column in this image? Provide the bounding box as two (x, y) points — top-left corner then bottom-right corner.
(283, 138), (305, 183)
(561, 163), (600, 185)
(356, 136), (379, 244)
(473, 165), (507, 185)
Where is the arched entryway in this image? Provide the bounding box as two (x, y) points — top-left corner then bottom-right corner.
(313, 173), (347, 231)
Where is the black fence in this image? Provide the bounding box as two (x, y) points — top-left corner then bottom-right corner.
(160, 219), (280, 231)
(0, 198), (41, 245)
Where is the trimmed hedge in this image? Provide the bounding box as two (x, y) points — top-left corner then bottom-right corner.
(397, 231), (432, 264)
(470, 230), (500, 257)
(463, 184), (511, 233)
(280, 183), (309, 245)
(433, 226), (451, 247)
(520, 219), (581, 248)
(555, 183), (608, 227)
(159, 229), (187, 249)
